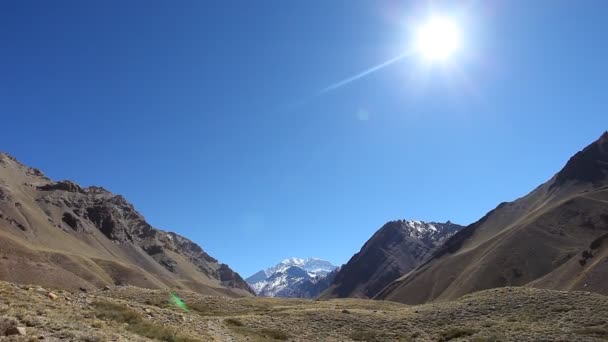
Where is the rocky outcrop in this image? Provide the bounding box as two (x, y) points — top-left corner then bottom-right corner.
(552, 131), (608, 189)
(38, 181), (84, 193)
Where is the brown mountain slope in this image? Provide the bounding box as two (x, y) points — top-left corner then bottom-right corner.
(377, 131), (608, 304)
(0, 152), (253, 296)
(320, 220), (462, 299)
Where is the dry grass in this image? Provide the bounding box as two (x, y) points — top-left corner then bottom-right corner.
(0, 282), (607, 341)
(438, 327), (476, 341)
(224, 318), (245, 327)
(93, 301), (200, 342)
(575, 326), (608, 338)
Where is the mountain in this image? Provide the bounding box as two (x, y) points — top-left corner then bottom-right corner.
(246, 257), (337, 297)
(377, 131), (608, 304)
(0, 152), (253, 296)
(320, 220), (463, 299)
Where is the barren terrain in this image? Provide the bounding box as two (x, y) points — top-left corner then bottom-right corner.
(1, 280), (607, 341)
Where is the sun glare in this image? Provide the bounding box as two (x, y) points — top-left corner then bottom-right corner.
(415, 16), (461, 62)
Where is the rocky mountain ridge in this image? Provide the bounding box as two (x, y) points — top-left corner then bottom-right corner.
(320, 220), (463, 299)
(377, 131), (608, 304)
(0, 152), (253, 296)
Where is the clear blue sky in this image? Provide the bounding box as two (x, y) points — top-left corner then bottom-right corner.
(1, 1), (607, 277)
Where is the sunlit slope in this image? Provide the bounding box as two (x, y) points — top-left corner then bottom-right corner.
(0, 153), (252, 296)
(378, 132), (608, 304)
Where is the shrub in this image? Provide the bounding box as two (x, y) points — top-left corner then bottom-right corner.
(350, 331), (379, 341)
(224, 318), (244, 327)
(438, 327), (476, 341)
(259, 328), (290, 340)
(575, 326), (608, 338)
(93, 301), (199, 342)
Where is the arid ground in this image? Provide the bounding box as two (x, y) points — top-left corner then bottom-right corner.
(1, 281), (607, 341)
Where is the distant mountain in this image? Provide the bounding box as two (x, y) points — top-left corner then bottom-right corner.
(320, 220), (463, 299)
(0, 152), (253, 296)
(246, 258), (338, 297)
(377, 131), (608, 304)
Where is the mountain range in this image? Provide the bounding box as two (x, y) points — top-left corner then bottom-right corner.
(246, 258), (338, 297)
(0, 152), (252, 297)
(377, 131), (608, 304)
(0, 131), (607, 308)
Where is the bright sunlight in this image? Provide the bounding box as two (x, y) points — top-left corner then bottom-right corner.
(414, 16), (462, 62)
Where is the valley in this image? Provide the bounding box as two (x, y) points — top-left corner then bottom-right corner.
(2, 1), (607, 340)
(1, 132), (607, 341)
(1, 280), (607, 341)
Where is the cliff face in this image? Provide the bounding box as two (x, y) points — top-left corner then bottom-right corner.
(0, 152), (253, 296)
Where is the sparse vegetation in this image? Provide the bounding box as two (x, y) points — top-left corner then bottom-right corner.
(93, 301), (200, 342)
(0, 282), (606, 341)
(224, 317), (244, 326)
(350, 330), (379, 341)
(258, 328), (290, 340)
(550, 304), (572, 313)
(226, 324), (290, 341)
(438, 327), (476, 341)
(575, 326), (608, 338)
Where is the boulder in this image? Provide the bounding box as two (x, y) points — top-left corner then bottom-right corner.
(0, 316), (18, 335)
(5, 326), (26, 336)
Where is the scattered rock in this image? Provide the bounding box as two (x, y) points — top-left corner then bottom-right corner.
(79, 287), (88, 292)
(23, 316), (41, 327)
(5, 326), (26, 336)
(103, 286), (111, 291)
(341, 309), (350, 314)
(0, 316), (18, 335)
(47, 292), (58, 300)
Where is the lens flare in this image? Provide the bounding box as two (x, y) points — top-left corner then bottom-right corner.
(169, 292), (189, 312)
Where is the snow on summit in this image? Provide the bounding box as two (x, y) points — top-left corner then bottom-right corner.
(246, 258), (338, 298)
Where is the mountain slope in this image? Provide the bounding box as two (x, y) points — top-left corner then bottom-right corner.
(246, 258), (337, 297)
(320, 220), (463, 299)
(0, 152), (253, 296)
(377, 131), (608, 304)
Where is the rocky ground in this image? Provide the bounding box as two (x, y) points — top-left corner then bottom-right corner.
(0, 280), (607, 341)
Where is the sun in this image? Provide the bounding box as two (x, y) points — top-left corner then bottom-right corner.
(414, 16), (462, 62)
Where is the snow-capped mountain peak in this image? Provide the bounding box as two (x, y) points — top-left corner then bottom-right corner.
(246, 258), (338, 298)
(264, 257), (335, 278)
(397, 220), (461, 242)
